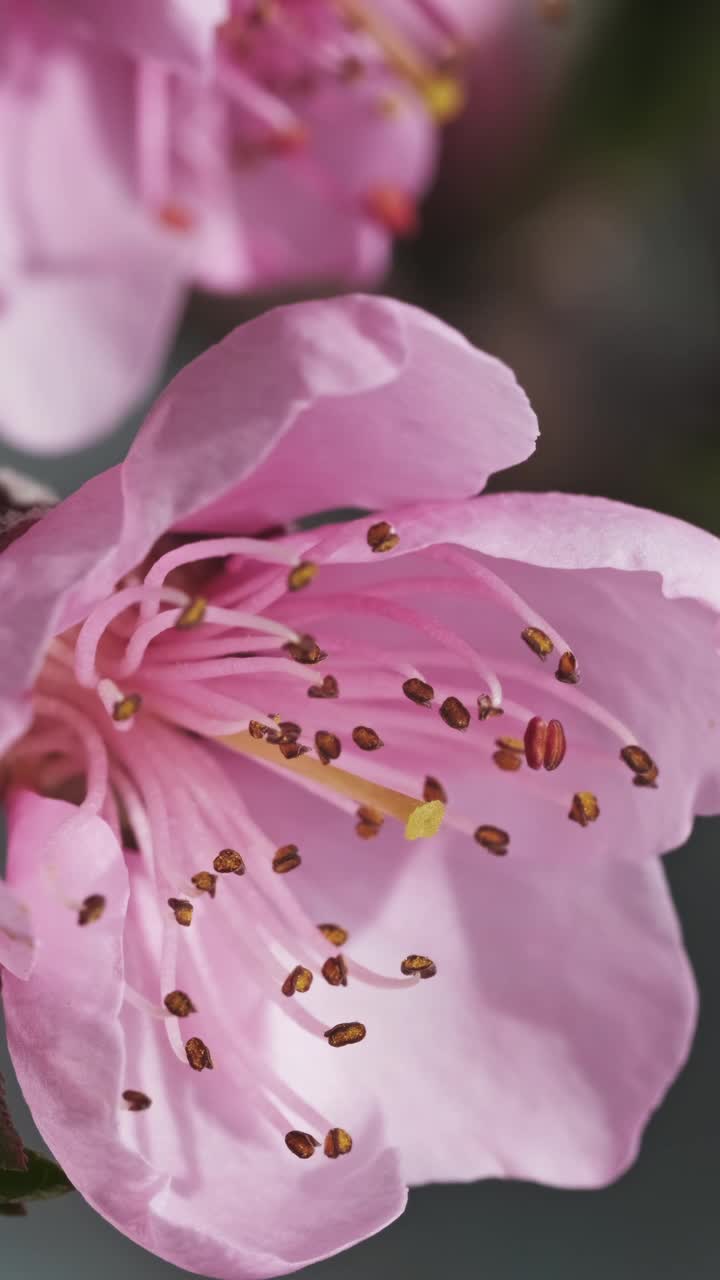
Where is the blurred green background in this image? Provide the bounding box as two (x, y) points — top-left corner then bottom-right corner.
(1, 1), (719, 1276)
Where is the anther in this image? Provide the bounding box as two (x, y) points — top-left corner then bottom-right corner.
(278, 741), (309, 760)
(284, 635), (327, 664)
(439, 696), (470, 730)
(191, 871), (217, 898)
(556, 650), (580, 684)
(493, 749), (523, 772)
(474, 825), (510, 855)
(285, 1131), (319, 1159)
(287, 561), (318, 592)
(122, 1090), (152, 1111)
(249, 720), (266, 739)
(185, 1037), (214, 1071)
(568, 792), (600, 826)
(175, 597), (207, 629)
(318, 923), (349, 947)
(164, 991), (196, 1017)
(352, 726), (384, 751)
(112, 693), (142, 723)
(324, 1128), (353, 1158)
(322, 955), (348, 987)
(402, 677), (434, 706)
(77, 894), (106, 926)
(281, 965), (313, 996)
(423, 776), (447, 804)
(620, 746), (659, 788)
(273, 844), (301, 874)
(324, 1021), (366, 1047)
(315, 730), (342, 765)
(365, 187), (419, 237)
(308, 674), (339, 698)
(367, 519), (400, 553)
(478, 694), (503, 720)
(168, 898), (194, 927)
(266, 720), (302, 745)
(213, 849), (245, 875)
(521, 628), (554, 661)
(400, 955), (437, 979)
(524, 717), (567, 771)
(355, 804), (384, 839)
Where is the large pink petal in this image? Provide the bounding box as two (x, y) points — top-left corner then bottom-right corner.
(230, 754), (697, 1189)
(0, 879), (34, 979)
(37, 0), (227, 70)
(3, 788), (406, 1278)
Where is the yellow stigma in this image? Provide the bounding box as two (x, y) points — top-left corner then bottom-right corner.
(218, 730), (445, 840)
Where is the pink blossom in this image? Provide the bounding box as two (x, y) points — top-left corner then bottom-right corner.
(1, 294), (716, 1277)
(0, 0), (486, 453)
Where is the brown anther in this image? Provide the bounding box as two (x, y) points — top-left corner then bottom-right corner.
(185, 1037), (213, 1071)
(315, 730), (341, 765)
(620, 745), (659, 788)
(521, 627), (554, 661)
(402, 677), (434, 706)
(287, 561), (318, 592)
(352, 725), (384, 751)
(265, 719), (301, 745)
(366, 520), (399, 553)
(284, 635), (327, 665)
(248, 720), (266, 739)
(544, 720), (567, 771)
(474, 825), (510, 855)
(122, 1090), (152, 1112)
(355, 804), (384, 839)
(308, 674), (339, 699)
(213, 848), (245, 875)
(191, 871), (217, 898)
(168, 897), (193, 927)
(318, 923), (349, 946)
(524, 716), (546, 770)
(285, 1130), (319, 1159)
(77, 894), (106, 926)
(164, 990), (196, 1018)
(324, 1127), (353, 1158)
(273, 844), (301, 874)
(439, 696), (470, 730)
(423, 776), (447, 804)
(555, 650), (580, 684)
(568, 791), (600, 826)
(477, 694), (504, 720)
(322, 955), (348, 987)
(281, 965), (314, 997)
(495, 736), (524, 752)
(492, 749), (523, 772)
(278, 741), (309, 760)
(112, 693), (142, 722)
(175, 596), (207, 629)
(324, 1021), (366, 1048)
(400, 954), (437, 979)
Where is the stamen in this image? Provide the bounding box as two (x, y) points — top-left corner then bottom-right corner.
(213, 849), (246, 875)
(324, 1128), (353, 1158)
(284, 635), (327, 664)
(364, 187), (419, 237)
(366, 519), (400, 553)
(112, 692), (142, 723)
(402, 676), (434, 706)
(423, 776), (447, 804)
(122, 1090), (152, 1112)
(77, 894), (106, 926)
(355, 804), (384, 838)
(352, 725), (384, 751)
(556, 650), (580, 684)
(478, 694), (504, 720)
(324, 1021), (366, 1048)
(185, 1037), (214, 1071)
(497, 736), (524, 752)
(522, 627), (554, 661)
(492, 748), (523, 772)
(405, 800), (444, 840)
(74, 583), (188, 685)
(524, 717), (567, 771)
(474, 825), (510, 856)
(175, 597), (208, 629)
(321, 955), (348, 987)
(315, 730), (342, 764)
(568, 792), (600, 826)
(308, 674), (339, 698)
(281, 965), (314, 996)
(168, 897), (193, 926)
(620, 746), (659, 788)
(273, 844), (302, 873)
(164, 991), (196, 1017)
(400, 955), (437, 979)
(287, 561), (318, 592)
(191, 871), (217, 897)
(439, 696), (470, 730)
(285, 1131), (319, 1159)
(318, 923), (349, 946)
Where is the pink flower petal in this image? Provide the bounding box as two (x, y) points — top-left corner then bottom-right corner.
(37, 0), (227, 70)
(3, 788), (406, 1278)
(0, 879), (34, 980)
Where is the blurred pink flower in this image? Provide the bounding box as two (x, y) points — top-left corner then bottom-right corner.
(0, 0), (488, 453)
(1, 295), (717, 1277)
